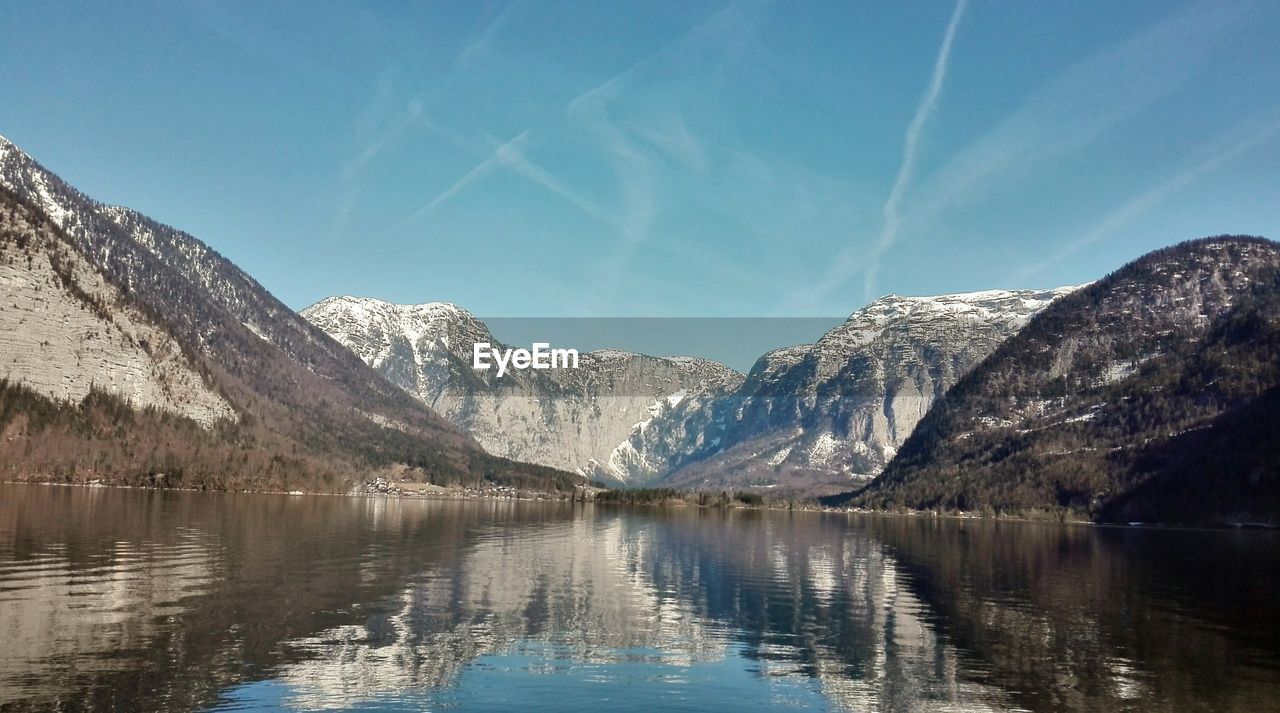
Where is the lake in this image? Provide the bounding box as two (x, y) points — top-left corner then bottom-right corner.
(0, 484), (1277, 712)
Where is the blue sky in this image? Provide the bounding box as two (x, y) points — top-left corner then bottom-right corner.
(3, 0), (1279, 319)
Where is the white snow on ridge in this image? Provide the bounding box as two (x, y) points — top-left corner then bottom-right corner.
(849, 286), (1082, 323)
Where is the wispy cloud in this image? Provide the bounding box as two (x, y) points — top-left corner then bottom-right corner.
(916, 1), (1248, 220)
(789, 0), (968, 310)
(563, 0), (772, 305)
(791, 0), (1249, 311)
(631, 109), (708, 172)
(388, 125), (624, 233)
(565, 87), (658, 306)
(330, 77), (426, 240)
(391, 2), (766, 244)
(344, 103), (423, 183)
(1008, 112), (1280, 284)
(567, 84), (657, 238)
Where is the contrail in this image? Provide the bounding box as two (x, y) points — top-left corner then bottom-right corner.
(393, 130), (531, 229)
(863, 0), (968, 299)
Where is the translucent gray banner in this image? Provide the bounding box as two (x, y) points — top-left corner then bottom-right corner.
(479, 317), (845, 374)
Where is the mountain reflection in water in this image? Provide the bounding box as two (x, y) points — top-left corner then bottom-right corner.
(0, 484), (1276, 712)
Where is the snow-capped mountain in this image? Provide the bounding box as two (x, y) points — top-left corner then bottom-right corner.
(0, 133), (574, 492)
(302, 296), (742, 476)
(608, 288), (1079, 494)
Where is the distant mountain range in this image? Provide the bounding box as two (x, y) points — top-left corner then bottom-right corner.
(303, 290), (1075, 495)
(2, 134), (1277, 523)
(0, 134), (576, 494)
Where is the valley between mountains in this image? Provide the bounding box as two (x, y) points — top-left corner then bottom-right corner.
(1, 133), (1277, 525)
(300, 288), (1076, 497)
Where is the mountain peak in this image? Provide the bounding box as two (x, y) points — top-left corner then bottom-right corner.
(305, 295), (473, 317)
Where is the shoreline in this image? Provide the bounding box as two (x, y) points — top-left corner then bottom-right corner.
(0, 477), (582, 504)
(4, 479), (1272, 532)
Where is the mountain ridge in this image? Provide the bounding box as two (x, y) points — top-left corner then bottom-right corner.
(849, 236), (1280, 524)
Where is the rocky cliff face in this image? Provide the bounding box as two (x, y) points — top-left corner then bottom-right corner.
(0, 188), (233, 425)
(855, 237), (1280, 524)
(301, 296), (742, 476)
(618, 289), (1077, 494)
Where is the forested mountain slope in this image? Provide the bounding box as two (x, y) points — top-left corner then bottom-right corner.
(850, 237), (1280, 524)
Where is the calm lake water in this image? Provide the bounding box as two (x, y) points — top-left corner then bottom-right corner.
(0, 484), (1277, 712)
